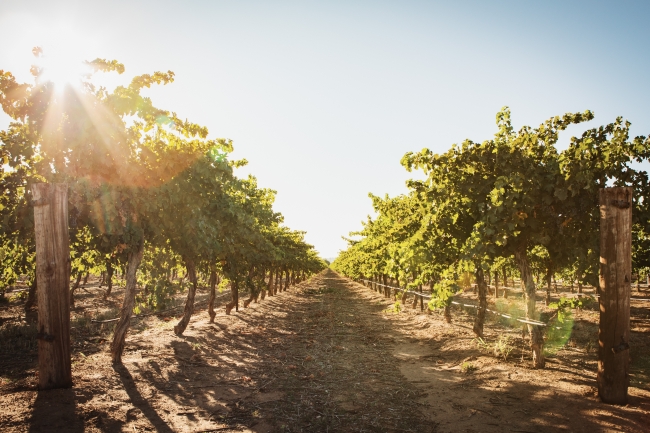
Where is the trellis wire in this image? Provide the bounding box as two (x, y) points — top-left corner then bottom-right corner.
(362, 279), (548, 327)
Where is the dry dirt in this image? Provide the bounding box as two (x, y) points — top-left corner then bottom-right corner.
(1, 269), (649, 432)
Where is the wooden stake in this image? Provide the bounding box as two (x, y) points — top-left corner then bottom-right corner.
(32, 183), (72, 389)
(598, 187), (632, 404)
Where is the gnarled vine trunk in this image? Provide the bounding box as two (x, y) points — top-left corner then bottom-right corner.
(411, 290), (419, 309)
(473, 267), (487, 337)
(444, 305), (452, 323)
(419, 285), (424, 311)
(235, 280), (239, 311)
(262, 268), (272, 299)
(69, 273), (82, 308)
(207, 264), (218, 323)
(174, 260), (198, 335)
(284, 269), (289, 291)
(273, 268), (279, 295)
(577, 267), (583, 294)
(514, 246), (545, 368)
(243, 267), (258, 307)
(24, 277), (38, 316)
(268, 270), (275, 296)
(104, 259), (114, 299)
(400, 278), (408, 304)
(111, 243), (144, 364)
(225, 280), (239, 314)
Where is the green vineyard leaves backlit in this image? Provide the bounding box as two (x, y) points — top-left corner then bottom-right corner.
(332, 106), (650, 369)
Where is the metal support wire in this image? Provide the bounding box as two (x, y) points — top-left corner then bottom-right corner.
(360, 279), (547, 327)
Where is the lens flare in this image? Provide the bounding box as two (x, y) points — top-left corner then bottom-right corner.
(492, 297), (580, 356)
(545, 313), (575, 355)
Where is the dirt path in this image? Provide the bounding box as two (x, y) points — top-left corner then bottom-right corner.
(345, 273), (650, 433)
(1, 269), (649, 432)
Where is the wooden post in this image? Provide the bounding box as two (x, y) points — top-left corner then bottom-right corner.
(31, 183), (72, 389)
(598, 187), (632, 404)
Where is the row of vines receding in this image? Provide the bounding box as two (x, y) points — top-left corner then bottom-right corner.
(0, 49), (328, 366)
(331, 107), (650, 369)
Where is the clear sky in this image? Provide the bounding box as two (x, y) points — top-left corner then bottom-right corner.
(1, 1), (649, 259)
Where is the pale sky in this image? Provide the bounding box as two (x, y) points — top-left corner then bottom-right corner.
(1, 1), (649, 259)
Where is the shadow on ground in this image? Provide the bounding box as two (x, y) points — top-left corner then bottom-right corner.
(0, 269), (648, 432)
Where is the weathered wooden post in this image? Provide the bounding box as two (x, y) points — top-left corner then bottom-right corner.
(31, 183), (72, 389)
(598, 187), (632, 404)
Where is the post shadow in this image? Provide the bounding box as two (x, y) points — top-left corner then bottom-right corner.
(28, 388), (83, 433)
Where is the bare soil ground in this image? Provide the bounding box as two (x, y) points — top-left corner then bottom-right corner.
(1, 269), (649, 432)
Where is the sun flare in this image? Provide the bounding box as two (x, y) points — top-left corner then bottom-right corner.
(35, 46), (88, 92)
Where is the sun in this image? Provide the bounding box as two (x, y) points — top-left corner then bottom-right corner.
(35, 45), (88, 92)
